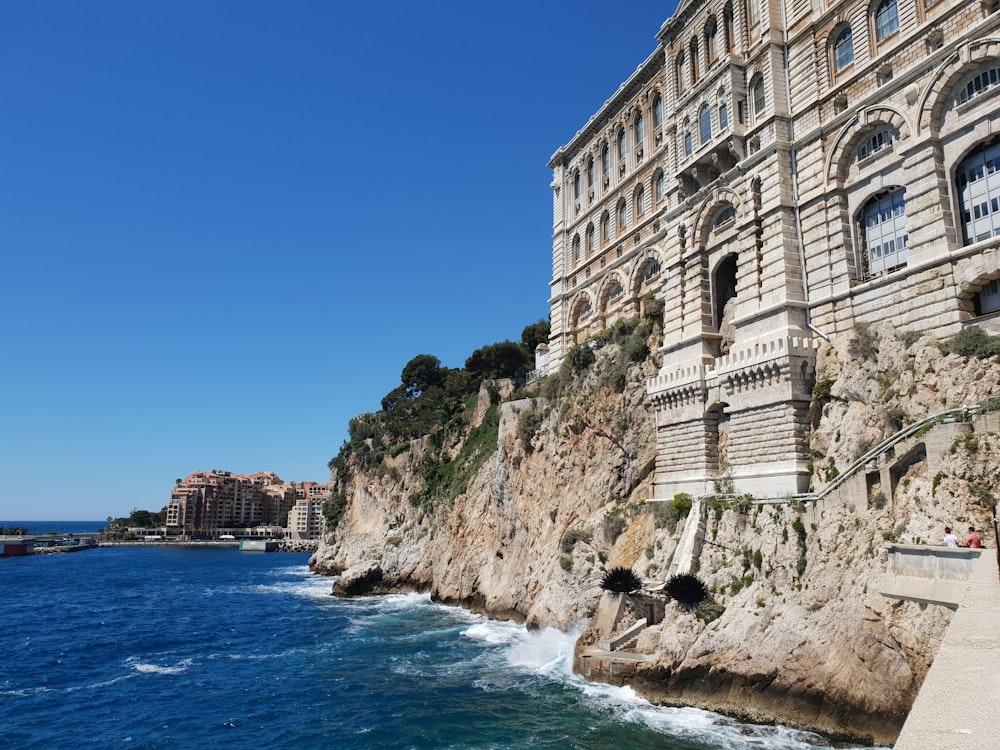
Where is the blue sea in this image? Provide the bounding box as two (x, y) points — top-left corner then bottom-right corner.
(1, 536), (872, 749)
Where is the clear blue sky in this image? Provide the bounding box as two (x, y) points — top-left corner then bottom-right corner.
(0, 1), (676, 521)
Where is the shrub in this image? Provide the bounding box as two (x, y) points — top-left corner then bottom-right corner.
(603, 364), (628, 392)
(560, 555), (573, 571)
(323, 492), (349, 529)
(651, 501), (679, 529)
(565, 343), (597, 373)
(850, 322), (879, 360)
(603, 507), (628, 541)
(812, 378), (835, 402)
(622, 336), (650, 363)
(792, 518), (807, 542)
(672, 492), (693, 517)
(869, 491), (888, 509)
(516, 409), (544, 450)
(898, 330), (923, 347)
(796, 556), (808, 576)
(695, 599), (726, 624)
(642, 292), (665, 323)
(560, 528), (593, 553)
(732, 494), (755, 514)
(886, 408), (906, 432)
(949, 326), (1000, 359)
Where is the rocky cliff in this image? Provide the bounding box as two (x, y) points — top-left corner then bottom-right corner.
(310, 324), (1000, 744)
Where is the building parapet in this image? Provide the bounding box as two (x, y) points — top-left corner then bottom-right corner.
(647, 362), (713, 394)
(715, 335), (818, 376)
(880, 544), (985, 609)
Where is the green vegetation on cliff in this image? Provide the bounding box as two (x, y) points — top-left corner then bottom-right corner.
(325, 320), (549, 524)
(324, 299), (666, 529)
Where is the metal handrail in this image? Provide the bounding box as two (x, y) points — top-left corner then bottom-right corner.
(692, 395), (999, 507)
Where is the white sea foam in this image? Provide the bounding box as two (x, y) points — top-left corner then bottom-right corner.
(461, 619), (523, 646)
(126, 656), (193, 675)
(458, 621), (877, 750)
(502, 626), (576, 677)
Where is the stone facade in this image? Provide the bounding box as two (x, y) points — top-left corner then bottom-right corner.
(547, 0), (1000, 498)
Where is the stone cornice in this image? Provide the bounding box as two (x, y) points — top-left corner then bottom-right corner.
(548, 48), (665, 169)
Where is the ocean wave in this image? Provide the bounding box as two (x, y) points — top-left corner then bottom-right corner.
(502, 625), (577, 678)
(569, 675), (878, 749)
(460, 619), (524, 647)
(125, 656), (193, 675)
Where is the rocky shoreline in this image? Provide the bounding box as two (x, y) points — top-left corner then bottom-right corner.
(309, 330), (1000, 745)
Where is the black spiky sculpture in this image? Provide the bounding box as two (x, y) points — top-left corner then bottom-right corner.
(600, 566), (642, 596)
(665, 573), (709, 607)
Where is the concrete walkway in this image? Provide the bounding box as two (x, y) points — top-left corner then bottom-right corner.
(894, 551), (1000, 749)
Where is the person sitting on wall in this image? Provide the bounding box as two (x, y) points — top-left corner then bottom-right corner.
(966, 526), (984, 548)
(943, 527), (959, 547)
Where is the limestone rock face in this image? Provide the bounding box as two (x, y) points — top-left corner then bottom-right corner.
(310, 332), (1000, 744)
(311, 354), (660, 629)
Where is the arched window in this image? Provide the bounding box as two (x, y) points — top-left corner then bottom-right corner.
(635, 112), (645, 148)
(856, 127), (898, 161)
(617, 199), (627, 231)
(860, 188), (908, 275)
(873, 0), (899, 41)
(956, 141), (1000, 245)
(958, 66), (1000, 105)
(699, 104), (712, 144)
(654, 169), (665, 201)
(601, 143), (610, 176)
(608, 281), (624, 300)
(585, 223), (594, 255)
(675, 52), (686, 92)
(705, 17), (718, 64)
(572, 234), (581, 263)
(601, 211), (610, 243)
(690, 38), (700, 82)
(653, 94), (663, 128)
(714, 205), (737, 228)
(573, 170), (581, 200)
(635, 184), (646, 216)
(587, 158), (595, 188)
(617, 128), (627, 161)
(833, 26), (854, 72)
(751, 76), (765, 119)
(723, 3), (734, 53)
(643, 259), (661, 280)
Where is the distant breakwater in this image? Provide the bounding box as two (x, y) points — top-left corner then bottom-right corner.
(97, 539), (319, 553)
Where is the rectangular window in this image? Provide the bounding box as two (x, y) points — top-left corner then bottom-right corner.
(719, 104), (729, 130)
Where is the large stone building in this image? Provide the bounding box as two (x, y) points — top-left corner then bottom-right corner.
(547, 0), (1000, 498)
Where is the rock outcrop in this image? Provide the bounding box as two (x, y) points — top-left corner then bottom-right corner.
(310, 325), (1000, 744)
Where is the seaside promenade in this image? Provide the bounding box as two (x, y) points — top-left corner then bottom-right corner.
(893, 550), (1000, 749)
